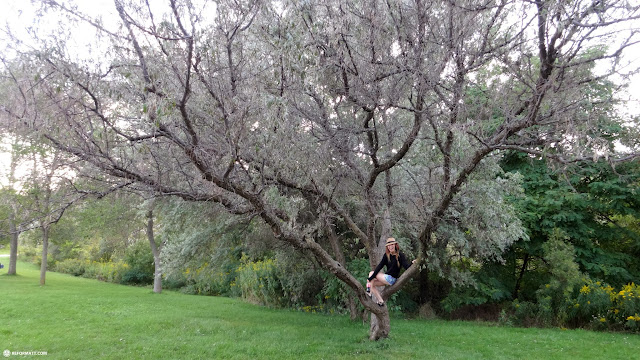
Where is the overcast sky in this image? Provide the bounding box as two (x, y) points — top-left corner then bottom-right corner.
(2, 0), (638, 107)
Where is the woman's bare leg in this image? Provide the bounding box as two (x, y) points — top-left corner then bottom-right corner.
(369, 273), (390, 305)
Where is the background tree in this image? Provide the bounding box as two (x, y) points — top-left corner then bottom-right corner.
(142, 199), (163, 293)
(503, 153), (640, 296)
(2, 0), (639, 339)
(442, 154), (640, 315)
(0, 138), (31, 275)
(23, 142), (79, 285)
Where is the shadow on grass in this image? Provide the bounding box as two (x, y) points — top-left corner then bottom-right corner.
(0, 273), (23, 277)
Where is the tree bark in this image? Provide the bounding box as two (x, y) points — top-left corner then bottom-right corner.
(146, 208), (162, 294)
(39, 226), (49, 286)
(8, 210), (18, 275)
(369, 306), (391, 340)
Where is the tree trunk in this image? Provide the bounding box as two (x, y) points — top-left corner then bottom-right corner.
(347, 296), (359, 321)
(367, 208), (393, 339)
(419, 266), (430, 304)
(369, 305), (390, 340)
(513, 253), (529, 300)
(40, 226), (49, 286)
(146, 209), (162, 294)
(8, 210), (18, 275)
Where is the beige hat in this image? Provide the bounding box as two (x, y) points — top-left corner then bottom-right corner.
(386, 237), (398, 246)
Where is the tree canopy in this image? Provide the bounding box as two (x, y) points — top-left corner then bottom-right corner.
(1, 0), (639, 339)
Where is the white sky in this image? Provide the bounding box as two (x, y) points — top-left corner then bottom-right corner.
(0, 138), (12, 187)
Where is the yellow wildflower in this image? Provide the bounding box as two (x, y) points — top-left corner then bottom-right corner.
(580, 285), (590, 294)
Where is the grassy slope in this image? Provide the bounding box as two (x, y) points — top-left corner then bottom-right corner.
(1, 261), (638, 359)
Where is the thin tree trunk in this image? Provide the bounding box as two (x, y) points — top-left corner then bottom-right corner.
(40, 226), (49, 286)
(8, 210), (18, 275)
(513, 253), (529, 300)
(419, 266), (430, 304)
(146, 209), (162, 294)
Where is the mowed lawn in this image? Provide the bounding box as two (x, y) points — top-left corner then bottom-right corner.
(1, 259), (639, 359)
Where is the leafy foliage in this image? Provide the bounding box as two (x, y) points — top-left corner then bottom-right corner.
(121, 241), (154, 285)
(54, 258), (129, 284)
(3, 0), (640, 339)
(502, 152), (640, 290)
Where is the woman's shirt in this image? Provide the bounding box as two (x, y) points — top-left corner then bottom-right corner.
(368, 252), (411, 281)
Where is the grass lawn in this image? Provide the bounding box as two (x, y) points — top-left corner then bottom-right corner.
(1, 261), (638, 359)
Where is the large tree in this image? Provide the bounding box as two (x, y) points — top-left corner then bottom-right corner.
(2, 0), (639, 339)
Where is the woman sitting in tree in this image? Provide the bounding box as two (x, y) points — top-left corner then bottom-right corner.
(366, 237), (415, 306)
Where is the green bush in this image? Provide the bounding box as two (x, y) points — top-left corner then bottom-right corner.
(181, 262), (236, 296)
(54, 258), (129, 284)
(568, 279), (614, 328)
(19, 246), (42, 266)
(509, 279), (640, 332)
(507, 230), (583, 327)
(101, 261), (128, 283)
(318, 258), (369, 314)
(616, 283), (640, 326)
(121, 269), (153, 285)
(123, 242), (154, 272)
(234, 256), (284, 307)
(163, 272), (188, 290)
(276, 255), (324, 309)
(83, 261), (102, 279)
(121, 241), (154, 285)
(567, 280), (640, 332)
(510, 299), (543, 327)
(54, 258), (87, 276)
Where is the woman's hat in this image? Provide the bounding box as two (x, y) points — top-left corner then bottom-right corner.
(386, 238), (398, 246)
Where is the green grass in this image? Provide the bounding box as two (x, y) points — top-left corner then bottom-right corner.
(1, 262), (638, 359)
